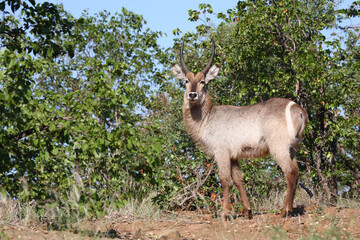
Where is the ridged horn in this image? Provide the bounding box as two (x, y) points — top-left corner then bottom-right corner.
(180, 41), (191, 75)
(201, 38), (215, 75)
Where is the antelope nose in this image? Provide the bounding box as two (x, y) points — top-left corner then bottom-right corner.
(188, 92), (198, 100)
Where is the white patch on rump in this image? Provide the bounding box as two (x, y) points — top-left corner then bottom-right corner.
(285, 101), (296, 141)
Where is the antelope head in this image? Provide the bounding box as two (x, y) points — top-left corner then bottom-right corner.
(171, 39), (219, 106)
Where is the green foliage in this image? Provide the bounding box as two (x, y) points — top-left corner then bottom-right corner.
(0, 0), (74, 58)
(0, 231), (9, 240)
(0, 0), (166, 217)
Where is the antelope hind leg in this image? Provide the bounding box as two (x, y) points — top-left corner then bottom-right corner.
(280, 159), (299, 217)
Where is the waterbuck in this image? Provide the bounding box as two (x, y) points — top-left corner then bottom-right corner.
(171, 39), (308, 219)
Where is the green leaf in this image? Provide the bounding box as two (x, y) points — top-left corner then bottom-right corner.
(121, 95), (129, 104)
(151, 143), (162, 153)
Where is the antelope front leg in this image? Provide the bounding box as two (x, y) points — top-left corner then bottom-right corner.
(231, 160), (253, 219)
(216, 157), (231, 220)
(220, 177), (231, 220)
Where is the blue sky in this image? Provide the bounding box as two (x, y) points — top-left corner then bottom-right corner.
(40, 0), (357, 48)
(42, 0), (238, 48)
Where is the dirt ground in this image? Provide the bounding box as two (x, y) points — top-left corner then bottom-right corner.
(1, 206), (360, 240)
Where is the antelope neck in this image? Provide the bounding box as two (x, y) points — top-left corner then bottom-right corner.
(183, 93), (213, 139)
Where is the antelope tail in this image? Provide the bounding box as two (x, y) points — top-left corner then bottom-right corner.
(299, 181), (314, 199)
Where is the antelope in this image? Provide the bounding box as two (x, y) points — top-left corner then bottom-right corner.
(171, 39), (308, 219)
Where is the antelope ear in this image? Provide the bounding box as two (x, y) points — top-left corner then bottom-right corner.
(205, 65), (219, 84)
(171, 63), (186, 81)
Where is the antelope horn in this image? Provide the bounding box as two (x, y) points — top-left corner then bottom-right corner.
(201, 38), (215, 75)
(180, 41), (191, 75)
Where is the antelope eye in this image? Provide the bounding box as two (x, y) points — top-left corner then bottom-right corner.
(185, 79), (189, 84)
(200, 80), (205, 84)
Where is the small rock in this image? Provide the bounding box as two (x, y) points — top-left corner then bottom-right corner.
(159, 229), (181, 240)
(202, 214), (213, 221)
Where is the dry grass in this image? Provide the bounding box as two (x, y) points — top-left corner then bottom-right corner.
(248, 184), (317, 215)
(0, 187), (162, 230)
(336, 193), (360, 209)
(107, 192), (163, 221)
(0, 194), (38, 227)
(250, 182), (359, 217)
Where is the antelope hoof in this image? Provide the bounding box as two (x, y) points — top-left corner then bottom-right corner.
(244, 209), (253, 219)
(220, 212), (233, 222)
(280, 209), (293, 217)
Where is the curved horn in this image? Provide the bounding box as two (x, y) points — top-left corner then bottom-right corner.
(180, 41), (191, 75)
(201, 38), (215, 75)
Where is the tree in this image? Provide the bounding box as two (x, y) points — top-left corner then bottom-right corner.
(0, 1), (166, 217)
(1, 0), (75, 198)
